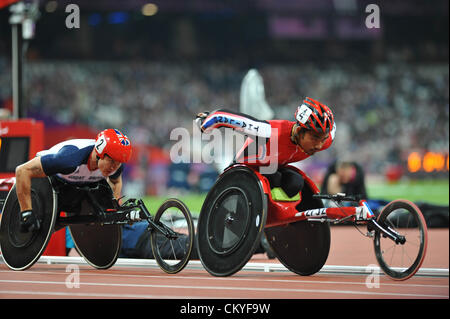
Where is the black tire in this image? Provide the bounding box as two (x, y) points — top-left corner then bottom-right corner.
(69, 223), (122, 270)
(197, 166), (267, 276)
(264, 180), (330, 276)
(374, 199), (428, 280)
(151, 198), (194, 274)
(265, 221), (330, 276)
(0, 178), (57, 270)
(67, 185), (122, 270)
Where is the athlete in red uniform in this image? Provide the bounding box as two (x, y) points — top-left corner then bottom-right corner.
(197, 97), (375, 222)
(197, 97), (335, 167)
(196, 97), (336, 197)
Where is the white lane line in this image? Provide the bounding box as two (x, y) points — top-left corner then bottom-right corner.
(0, 290), (193, 299)
(1, 269), (447, 289)
(0, 279), (448, 298)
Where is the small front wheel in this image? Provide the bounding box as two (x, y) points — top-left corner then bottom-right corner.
(150, 199), (195, 274)
(373, 199), (428, 280)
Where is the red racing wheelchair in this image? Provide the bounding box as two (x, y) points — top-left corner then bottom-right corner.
(196, 164), (428, 280)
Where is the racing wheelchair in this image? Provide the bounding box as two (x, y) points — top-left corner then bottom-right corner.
(0, 177), (195, 274)
(196, 164), (428, 280)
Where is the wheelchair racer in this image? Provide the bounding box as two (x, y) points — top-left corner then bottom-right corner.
(196, 97), (373, 220)
(197, 97), (335, 168)
(15, 129), (132, 233)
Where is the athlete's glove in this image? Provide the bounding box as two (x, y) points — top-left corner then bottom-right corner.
(195, 111), (209, 132)
(19, 210), (41, 233)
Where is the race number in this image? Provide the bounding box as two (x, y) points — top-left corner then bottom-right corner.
(296, 104), (312, 124)
(95, 135), (106, 153)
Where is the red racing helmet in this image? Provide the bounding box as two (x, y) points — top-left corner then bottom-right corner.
(94, 129), (132, 163)
(295, 97), (334, 134)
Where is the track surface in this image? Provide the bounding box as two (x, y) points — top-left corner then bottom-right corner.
(0, 264), (448, 299)
(0, 227), (448, 300)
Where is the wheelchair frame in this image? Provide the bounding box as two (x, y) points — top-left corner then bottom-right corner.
(0, 177), (194, 274)
(197, 163), (428, 280)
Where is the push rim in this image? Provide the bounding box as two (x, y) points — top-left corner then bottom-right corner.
(7, 190), (41, 248)
(374, 200), (427, 280)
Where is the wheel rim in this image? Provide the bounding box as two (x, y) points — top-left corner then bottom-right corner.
(206, 187), (250, 256)
(7, 190), (41, 248)
(153, 202), (193, 272)
(375, 201), (427, 280)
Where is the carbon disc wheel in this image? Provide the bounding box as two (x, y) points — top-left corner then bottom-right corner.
(197, 166), (267, 276)
(69, 197), (122, 270)
(0, 178), (57, 271)
(264, 181), (330, 276)
(206, 186), (251, 256)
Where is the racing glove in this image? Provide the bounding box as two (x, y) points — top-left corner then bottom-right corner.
(19, 210), (41, 233)
(195, 111), (209, 132)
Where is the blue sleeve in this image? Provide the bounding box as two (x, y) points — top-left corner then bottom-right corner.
(40, 145), (92, 176)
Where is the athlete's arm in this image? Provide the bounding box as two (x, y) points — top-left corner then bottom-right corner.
(15, 157), (47, 212)
(108, 174), (123, 203)
(198, 109), (272, 139)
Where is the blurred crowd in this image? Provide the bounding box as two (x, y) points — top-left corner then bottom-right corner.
(0, 56), (448, 175)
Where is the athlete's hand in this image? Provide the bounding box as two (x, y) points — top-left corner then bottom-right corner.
(196, 112), (209, 120)
(195, 112), (209, 132)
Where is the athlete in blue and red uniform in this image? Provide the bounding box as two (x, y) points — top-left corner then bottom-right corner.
(15, 129), (132, 233)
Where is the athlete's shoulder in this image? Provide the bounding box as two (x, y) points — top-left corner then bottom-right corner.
(38, 139), (95, 156)
(268, 119), (294, 126)
(268, 120), (295, 134)
(56, 139), (95, 150)
(38, 139), (95, 176)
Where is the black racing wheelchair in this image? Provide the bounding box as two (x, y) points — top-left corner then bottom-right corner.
(0, 177), (195, 274)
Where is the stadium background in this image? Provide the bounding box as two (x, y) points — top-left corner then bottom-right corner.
(0, 0), (448, 213)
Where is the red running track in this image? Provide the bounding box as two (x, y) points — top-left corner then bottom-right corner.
(0, 263), (448, 299)
(0, 227), (448, 300)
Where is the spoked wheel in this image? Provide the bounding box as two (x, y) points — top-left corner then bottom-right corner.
(151, 198), (194, 274)
(373, 199), (428, 280)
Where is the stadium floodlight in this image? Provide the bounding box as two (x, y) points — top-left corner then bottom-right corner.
(9, 0), (40, 39)
(8, 0), (40, 119)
